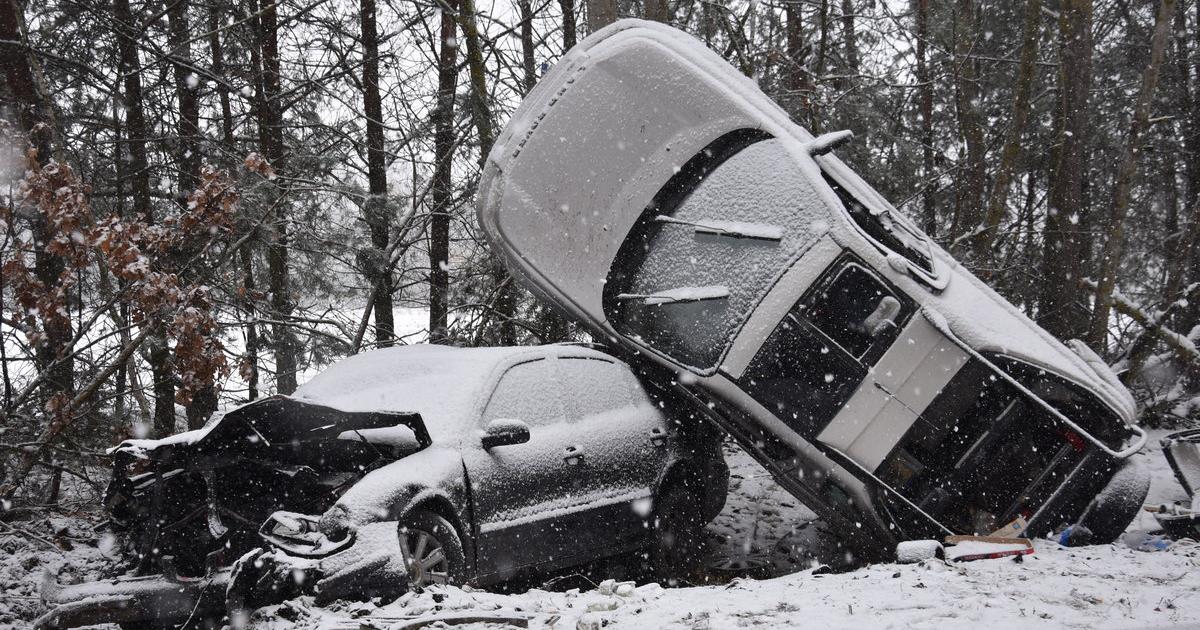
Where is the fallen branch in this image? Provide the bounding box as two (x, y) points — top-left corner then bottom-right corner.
(1082, 279), (1200, 373)
(0, 322), (156, 501)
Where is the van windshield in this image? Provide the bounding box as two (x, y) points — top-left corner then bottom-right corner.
(604, 133), (832, 370)
(819, 167), (935, 274)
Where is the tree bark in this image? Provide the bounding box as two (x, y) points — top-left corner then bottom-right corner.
(971, 0), (1042, 266)
(560, 0), (577, 49)
(362, 0), (394, 348)
(115, 0), (173, 435)
(1037, 0), (1094, 341)
(0, 0), (72, 490)
(253, 0), (298, 393)
(457, 0), (517, 344)
(208, 3), (235, 149)
(210, 0), (258, 399)
(840, 0), (858, 77)
(429, 3), (457, 343)
(784, 0), (813, 126)
(949, 0), (986, 255)
(168, 0), (200, 194)
(1086, 0), (1176, 348)
(586, 0), (617, 33)
(1161, 0), (1191, 309)
(645, 0), (669, 23)
(915, 0), (935, 236)
(520, 0), (537, 92)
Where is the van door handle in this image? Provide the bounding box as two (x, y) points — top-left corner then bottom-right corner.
(649, 428), (668, 447)
(563, 445), (584, 465)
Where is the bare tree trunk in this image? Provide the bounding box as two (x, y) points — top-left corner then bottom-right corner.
(253, 0), (298, 393)
(784, 0), (813, 126)
(0, 0), (71, 495)
(1038, 0), (1094, 341)
(458, 0), (517, 344)
(840, 0), (858, 77)
(560, 0), (577, 49)
(362, 0), (395, 348)
(1086, 0), (1176, 348)
(168, 0), (200, 193)
(645, 0), (669, 23)
(520, 0), (537, 92)
(0, 0), (56, 164)
(429, 3), (458, 343)
(208, 3), (236, 150)
(240, 244), (260, 400)
(169, 0), (215, 430)
(460, 0), (494, 159)
(586, 0), (617, 33)
(949, 0), (986, 255)
(210, 0), (259, 399)
(915, 0), (935, 236)
(114, 0), (175, 436)
(971, 0), (1042, 266)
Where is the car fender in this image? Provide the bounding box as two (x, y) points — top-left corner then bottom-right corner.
(321, 446), (468, 534)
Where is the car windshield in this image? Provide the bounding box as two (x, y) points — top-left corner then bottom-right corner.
(604, 133), (832, 370)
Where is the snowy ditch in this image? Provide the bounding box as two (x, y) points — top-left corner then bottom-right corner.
(7, 435), (1200, 629)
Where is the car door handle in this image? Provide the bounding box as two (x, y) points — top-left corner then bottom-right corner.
(563, 445), (585, 465)
(649, 428), (668, 448)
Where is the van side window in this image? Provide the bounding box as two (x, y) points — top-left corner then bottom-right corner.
(803, 263), (900, 359)
(483, 359), (561, 427)
(740, 256), (910, 438)
(742, 315), (862, 438)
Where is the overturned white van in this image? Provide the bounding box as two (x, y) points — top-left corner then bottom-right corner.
(478, 20), (1149, 557)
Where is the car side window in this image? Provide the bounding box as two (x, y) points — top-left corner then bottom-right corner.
(556, 357), (636, 420)
(802, 262), (903, 360)
(483, 359), (562, 428)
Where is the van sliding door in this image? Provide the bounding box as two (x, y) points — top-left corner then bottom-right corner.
(740, 255), (912, 442)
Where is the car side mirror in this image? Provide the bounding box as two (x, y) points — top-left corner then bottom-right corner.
(481, 418), (531, 449)
(863, 295), (902, 338)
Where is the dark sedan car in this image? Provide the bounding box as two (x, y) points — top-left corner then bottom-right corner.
(105, 344), (727, 597)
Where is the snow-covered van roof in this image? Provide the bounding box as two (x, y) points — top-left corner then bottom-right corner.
(479, 19), (1135, 423)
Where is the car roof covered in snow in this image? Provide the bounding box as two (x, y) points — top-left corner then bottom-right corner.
(293, 344), (613, 443)
(478, 19), (1135, 424)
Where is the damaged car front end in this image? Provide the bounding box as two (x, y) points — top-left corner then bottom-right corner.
(36, 396), (430, 629)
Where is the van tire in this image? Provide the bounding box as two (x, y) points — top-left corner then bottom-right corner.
(1078, 460), (1151, 544)
(649, 477), (705, 582)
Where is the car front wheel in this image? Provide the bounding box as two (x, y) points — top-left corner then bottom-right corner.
(398, 510), (466, 591)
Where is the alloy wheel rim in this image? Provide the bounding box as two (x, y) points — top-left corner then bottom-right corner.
(400, 527), (450, 588)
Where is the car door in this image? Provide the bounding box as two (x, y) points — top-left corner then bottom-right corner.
(464, 357), (586, 579)
(552, 356), (669, 553)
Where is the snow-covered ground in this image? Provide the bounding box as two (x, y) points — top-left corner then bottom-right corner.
(4, 433), (1198, 629)
(236, 436), (1199, 630)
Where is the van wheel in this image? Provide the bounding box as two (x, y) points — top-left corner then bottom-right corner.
(1078, 460), (1151, 544)
(649, 477), (705, 582)
(398, 510), (466, 590)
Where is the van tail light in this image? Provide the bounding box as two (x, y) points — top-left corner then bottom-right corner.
(1060, 428), (1086, 453)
